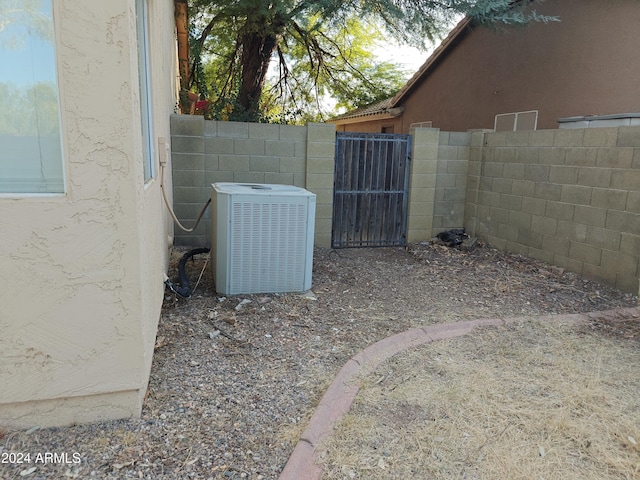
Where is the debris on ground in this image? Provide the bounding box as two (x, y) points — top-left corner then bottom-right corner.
(1, 244), (636, 479)
(433, 228), (477, 251)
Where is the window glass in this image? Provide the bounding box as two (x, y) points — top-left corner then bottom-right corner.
(136, 0), (154, 182)
(0, 0), (64, 193)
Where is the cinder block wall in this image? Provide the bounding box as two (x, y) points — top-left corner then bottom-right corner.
(465, 126), (640, 294)
(170, 115), (335, 247)
(406, 128), (472, 242)
(434, 132), (471, 231)
(406, 127), (438, 242)
(170, 117), (639, 295)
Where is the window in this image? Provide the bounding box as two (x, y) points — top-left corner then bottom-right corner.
(0, 0), (64, 193)
(136, 0), (154, 182)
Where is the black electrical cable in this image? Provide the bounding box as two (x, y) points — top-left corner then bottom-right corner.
(164, 247), (210, 298)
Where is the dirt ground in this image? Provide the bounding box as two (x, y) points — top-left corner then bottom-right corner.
(0, 241), (637, 479)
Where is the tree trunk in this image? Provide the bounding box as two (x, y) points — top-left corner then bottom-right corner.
(174, 0), (190, 113)
(235, 31), (279, 119)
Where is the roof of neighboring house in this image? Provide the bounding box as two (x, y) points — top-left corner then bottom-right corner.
(330, 96), (404, 125)
(388, 18), (471, 107)
(329, 17), (472, 125)
(331, 97), (393, 120)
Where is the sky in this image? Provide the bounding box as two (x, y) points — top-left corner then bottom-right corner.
(0, 0), (57, 87)
(375, 42), (431, 76)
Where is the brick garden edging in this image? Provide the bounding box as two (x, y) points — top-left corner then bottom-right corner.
(279, 306), (640, 479)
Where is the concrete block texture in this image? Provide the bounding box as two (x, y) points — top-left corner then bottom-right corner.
(280, 157), (307, 174)
(569, 242), (602, 266)
(411, 127), (440, 145)
(601, 249), (638, 277)
(233, 171), (266, 184)
(171, 114), (204, 136)
(307, 123), (336, 142)
(234, 138), (266, 156)
(565, 147), (597, 166)
(577, 167), (611, 188)
(549, 165), (578, 184)
(171, 136), (204, 154)
(583, 127), (618, 147)
(627, 192), (640, 213)
(468, 125), (640, 293)
(515, 147), (540, 164)
(412, 144), (439, 161)
(306, 142), (335, 161)
(554, 128), (585, 147)
(169, 121), (640, 294)
(204, 137), (234, 155)
(216, 121), (249, 138)
(545, 201), (575, 221)
(265, 172), (295, 185)
(265, 139), (296, 157)
(172, 153), (204, 171)
(573, 205), (607, 227)
(250, 156), (280, 173)
(596, 147), (633, 168)
(542, 234), (570, 257)
(617, 126), (640, 147)
(591, 188), (628, 210)
(248, 122), (280, 139)
(560, 185), (592, 205)
(611, 169), (640, 191)
(528, 129), (555, 147)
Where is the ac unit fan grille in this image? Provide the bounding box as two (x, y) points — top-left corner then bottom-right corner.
(229, 201), (309, 293)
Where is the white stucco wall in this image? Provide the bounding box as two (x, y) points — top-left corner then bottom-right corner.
(0, 0), (175, 428)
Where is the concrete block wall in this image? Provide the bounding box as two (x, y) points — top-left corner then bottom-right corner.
(170, 115), (335, 247)
(305, 123), (338, 247)
(170, 116), (639, 295)
(434, 131), (471, 231)
(465, 126), (640, 294)
(406, 128), (438, 242)
(406, 128), (472, 242)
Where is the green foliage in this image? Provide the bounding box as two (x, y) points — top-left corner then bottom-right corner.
(188, 0), (558, 123)
(0, 0), (53, 49)
(0, 82), (60, 136)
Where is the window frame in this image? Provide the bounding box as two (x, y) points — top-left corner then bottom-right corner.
(135, 0), (155, 183)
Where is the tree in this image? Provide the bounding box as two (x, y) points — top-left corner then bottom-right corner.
(188, 0), (557, 122)
(197, 13), (410, 122)
(0, 0), (53, 48)
(174, 0), (190, 112)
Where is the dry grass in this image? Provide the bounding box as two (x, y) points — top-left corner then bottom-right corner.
(320, 318), (640, 480)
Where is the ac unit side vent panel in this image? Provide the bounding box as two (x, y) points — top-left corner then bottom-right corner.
(230, 201), (309, 293)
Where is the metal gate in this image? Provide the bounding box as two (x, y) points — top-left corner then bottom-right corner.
(332, 132), (411, 248)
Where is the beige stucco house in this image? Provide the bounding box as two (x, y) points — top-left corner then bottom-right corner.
(0, 0), (176, 428)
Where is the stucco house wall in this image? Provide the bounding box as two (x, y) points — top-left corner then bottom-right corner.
(0, 0), (176, 428)
(332, 0), (640, 133)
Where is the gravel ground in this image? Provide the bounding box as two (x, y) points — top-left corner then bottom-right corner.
(1, 242), (637, 480)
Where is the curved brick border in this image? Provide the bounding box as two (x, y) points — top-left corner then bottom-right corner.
(279, 306), (640, 480)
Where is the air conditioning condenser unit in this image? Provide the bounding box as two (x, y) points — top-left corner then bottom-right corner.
(211, 183), (316, 295)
